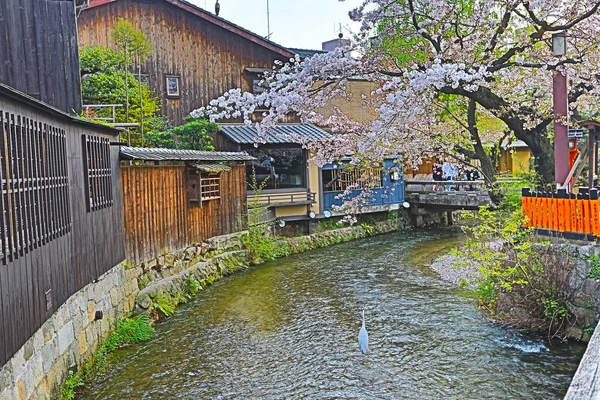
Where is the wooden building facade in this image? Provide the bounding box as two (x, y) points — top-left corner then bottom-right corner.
(0, 0), (82, 115)
(119, 147), (254, 263)
(78, 0), (296, 126)
(0, 84), (124, 367)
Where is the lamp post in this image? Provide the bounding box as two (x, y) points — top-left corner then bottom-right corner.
(552, 32), (569, 187)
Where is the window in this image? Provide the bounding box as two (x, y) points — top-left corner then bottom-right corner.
(166, 75), (180, 98)
(200, 175), (221, 200)
(252, 79), (269, 94)
(245, 148), (306, 190)
(0, 112), (71, 262)
(322, 166), (383, 192)
(83, 135), (113, 212)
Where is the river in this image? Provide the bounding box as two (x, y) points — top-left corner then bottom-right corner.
(87, 229), (586, 399)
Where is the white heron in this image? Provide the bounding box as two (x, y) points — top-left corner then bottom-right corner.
(358, 308), (368, 355)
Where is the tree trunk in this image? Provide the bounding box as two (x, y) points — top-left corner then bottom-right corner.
(467, 99), (496, 185)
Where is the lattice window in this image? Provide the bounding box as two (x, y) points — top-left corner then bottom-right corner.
(83, 135), (113, 211)
(200, 175), (220, 201)
(325, 167), (383, 192)
(0, 111), (72, 262)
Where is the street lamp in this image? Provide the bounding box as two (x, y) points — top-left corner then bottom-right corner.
(552, 32), (569, 188)
(552, 32), (567, 57)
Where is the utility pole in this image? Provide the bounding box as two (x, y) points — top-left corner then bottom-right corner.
(267, 0), (271, 39)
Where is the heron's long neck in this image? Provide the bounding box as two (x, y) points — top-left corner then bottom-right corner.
(362, 309), (365, 328)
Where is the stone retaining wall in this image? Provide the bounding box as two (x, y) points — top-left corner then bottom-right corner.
(0, 232), (249, 400)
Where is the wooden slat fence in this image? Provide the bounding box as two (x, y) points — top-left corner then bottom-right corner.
(121, 164), (247, 264)
(0, 88), (125, 368)
(522, 188), (600, 239)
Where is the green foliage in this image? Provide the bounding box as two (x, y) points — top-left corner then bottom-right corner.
(111, 18), (152, 62)
(146, 116), (217, 151)
(360, 222), (374, 235)
(150, 290), (177, 318)
(80, 46), (166, 146)
(80, 45), (127, 74)
(104, 315), (154, 351)
(186, 277), (202, 296)
(242, 170), (292, 262)
(61, 370), (84, 400)
(63, 314), (154, 398)
(459, 207), (574, 338)
(588, 255), (600, 280)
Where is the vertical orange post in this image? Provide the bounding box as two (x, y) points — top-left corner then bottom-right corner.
(570, 194), (578, 234)
(553, 195), (560, 231)
(531, 193), (540, 228)
(583, 194), (592, 235)
(591, 188), (600, 237)
(557, 189), (568, 232)
(577, 194), (585, 234)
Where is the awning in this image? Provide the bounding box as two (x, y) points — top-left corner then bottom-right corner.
(194, 164), (231, 173)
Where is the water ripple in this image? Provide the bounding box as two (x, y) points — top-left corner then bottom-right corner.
(88, 230), (586, 400)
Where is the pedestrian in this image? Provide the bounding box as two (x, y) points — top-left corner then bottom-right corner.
(432, 163), (443, 191)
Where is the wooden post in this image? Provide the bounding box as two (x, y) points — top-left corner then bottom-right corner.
(591, 188), (600, 237)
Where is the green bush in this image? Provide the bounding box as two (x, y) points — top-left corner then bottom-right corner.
(459, 207), (574, 339)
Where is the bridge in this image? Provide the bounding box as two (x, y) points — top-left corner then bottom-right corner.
(405, 179), (493, 211)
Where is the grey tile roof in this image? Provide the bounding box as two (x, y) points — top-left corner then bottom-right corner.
(219, 124), (331, 145)
(287, 48), (328, 59)
(120, 147), (256, 162)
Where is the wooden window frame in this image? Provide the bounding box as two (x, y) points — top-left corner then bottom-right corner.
(82, 135), (113, 212)
(0, 111), (72, 263)
(165, 75), (181, 98)
(200, 174), (221, 201)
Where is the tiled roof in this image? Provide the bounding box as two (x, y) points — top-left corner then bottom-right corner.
(288, 48), (328, 59)
(219, 124), (331, 145)
(119, 147), (256, 162)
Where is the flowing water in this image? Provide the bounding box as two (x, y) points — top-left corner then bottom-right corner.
(88, 229), (586, 399)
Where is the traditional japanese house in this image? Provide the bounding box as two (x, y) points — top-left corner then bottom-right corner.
(216, 124), (405, 226)
(119, 147), (255, 263)
(77, 0), (298, 126)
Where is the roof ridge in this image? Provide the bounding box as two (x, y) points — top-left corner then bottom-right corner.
(84, 0), (295, 59)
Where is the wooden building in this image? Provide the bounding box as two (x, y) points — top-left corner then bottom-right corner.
(217, 124), (405, 223)
(77, 0), (297, 126)
(119, 147), (254, 263)
(0, 0), (83, 114)
(0, 83), (124, 367)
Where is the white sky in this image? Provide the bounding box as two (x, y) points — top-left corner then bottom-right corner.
(188, 0), (364, 50)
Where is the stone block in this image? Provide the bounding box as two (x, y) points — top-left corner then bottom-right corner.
(10, 347), (26, 381)
(41, 339), (57, 374)
(582, 279), (600, 296)
(77, 331), (88, 359)
(23, 341), (34, 362)
(57, 321), (75, 355)
(0, 387), (16, 400)
(110, 287), (121, 307)
(0, 365), (12, 393)
(44, 356), (66, 394)
(16, 379), (25, 400)
(87, 301), (96, 323)
(42, 323), (54, 344)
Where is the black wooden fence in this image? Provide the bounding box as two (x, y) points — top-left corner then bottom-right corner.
(0, 84), (125, 367)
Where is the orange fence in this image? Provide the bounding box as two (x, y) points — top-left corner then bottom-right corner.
(522, 188), (600, 238)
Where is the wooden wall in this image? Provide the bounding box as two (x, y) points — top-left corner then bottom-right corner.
(0, 0), (82, 114)
(121, 164), (246, 264)
(0, 88), (124, 367)
(78, 0), (290, 126)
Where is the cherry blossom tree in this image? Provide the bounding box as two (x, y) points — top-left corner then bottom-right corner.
(192, 0), (600, 185)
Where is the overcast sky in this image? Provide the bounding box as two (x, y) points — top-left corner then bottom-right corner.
(188, 0), (364, 50)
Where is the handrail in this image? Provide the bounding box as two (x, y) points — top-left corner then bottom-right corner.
(248, 192), (316, 206)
